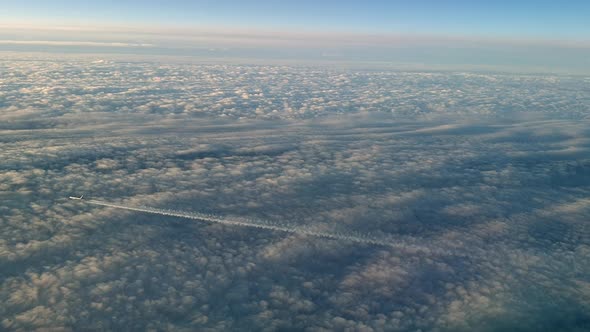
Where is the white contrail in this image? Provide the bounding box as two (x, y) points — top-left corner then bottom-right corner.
(83, 199), (455, 255)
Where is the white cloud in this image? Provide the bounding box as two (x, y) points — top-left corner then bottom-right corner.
(0, 56), (589, 330)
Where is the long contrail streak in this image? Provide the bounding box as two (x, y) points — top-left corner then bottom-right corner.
(81, 198), (454, 255)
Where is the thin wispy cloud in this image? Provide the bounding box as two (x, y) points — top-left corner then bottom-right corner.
(0, 40), (153, 47)
(2, 22), (590, 48)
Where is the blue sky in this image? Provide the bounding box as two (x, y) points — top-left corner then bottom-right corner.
(1, 0), (589, 73)
(2, 0), (590, 40)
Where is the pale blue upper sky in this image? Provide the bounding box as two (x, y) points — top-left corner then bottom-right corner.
(2, 0), (590, 40)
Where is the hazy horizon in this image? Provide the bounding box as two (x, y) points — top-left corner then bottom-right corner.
(1, 1), (590, 74)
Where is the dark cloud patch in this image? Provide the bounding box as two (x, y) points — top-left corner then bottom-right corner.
(0, 120), (59, 131)
(175, 144), (297, 161)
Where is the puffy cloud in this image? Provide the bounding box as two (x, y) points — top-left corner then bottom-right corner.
(0, 55), (589, 330)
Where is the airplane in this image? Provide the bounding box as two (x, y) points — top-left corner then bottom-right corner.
(69, 195), (84, 200)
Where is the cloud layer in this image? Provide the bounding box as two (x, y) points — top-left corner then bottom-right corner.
(0, 56), (589, 331)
